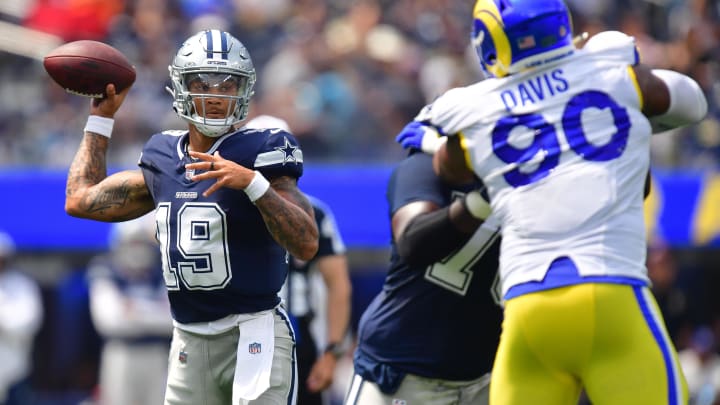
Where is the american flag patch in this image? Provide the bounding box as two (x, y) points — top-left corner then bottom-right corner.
(249, 342), (262, 354)
(517, 35), (536, 50)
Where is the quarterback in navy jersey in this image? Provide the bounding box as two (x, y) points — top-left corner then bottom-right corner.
(346, 151), (503, 405)
(140, 123), (306, 323)
(65, 30), (318, 405)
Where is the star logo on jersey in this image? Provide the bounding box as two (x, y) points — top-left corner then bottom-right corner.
(275, 137), (299, 165)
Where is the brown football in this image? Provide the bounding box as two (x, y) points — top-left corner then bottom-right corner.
(43, 40), (136, 98)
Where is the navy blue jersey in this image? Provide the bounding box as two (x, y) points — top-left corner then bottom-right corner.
(355, 152), (502, 388)
(138, 127), (303, 324)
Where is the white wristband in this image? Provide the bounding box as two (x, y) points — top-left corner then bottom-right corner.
(84, 115), (114, 138)
(244, 171), (270, 203)
(420, 126), (447, 155)
(464, 190), (492, 220)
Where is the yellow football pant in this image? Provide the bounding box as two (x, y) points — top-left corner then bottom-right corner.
(490, 283), (688, 405)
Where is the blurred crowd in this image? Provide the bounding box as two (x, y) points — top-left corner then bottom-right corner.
(0, 1), (719, 403)
(0, 0), (717, 168)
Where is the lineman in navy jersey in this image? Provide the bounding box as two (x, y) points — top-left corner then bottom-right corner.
(65, 30), (318, 405)
(345, 151), (502, 405)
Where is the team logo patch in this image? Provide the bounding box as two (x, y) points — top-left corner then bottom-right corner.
(179, 350), (188, 364)
(249, 342), (262, 354)
(392, 399), (406, 405)
(275, 137), (299, 165)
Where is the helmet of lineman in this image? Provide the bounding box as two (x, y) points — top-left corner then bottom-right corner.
(471, 0), (574, 78)
(168, 30), (256, 137)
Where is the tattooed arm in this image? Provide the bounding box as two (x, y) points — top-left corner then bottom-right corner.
(65, 133), (154, 221)
(65, 83), (155, 222)
(255, 176), (319, 261)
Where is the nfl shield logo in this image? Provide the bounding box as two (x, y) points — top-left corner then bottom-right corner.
(391, 400), (406, 405)
(249, 342), (262, 354)
(178, 351), (188, 364)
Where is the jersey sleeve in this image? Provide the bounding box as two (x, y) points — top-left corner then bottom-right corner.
(137, 133), (171, 204)
(252, 130), (304, 180)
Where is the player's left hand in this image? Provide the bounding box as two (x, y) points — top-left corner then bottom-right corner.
(306, 354), (336, 393)
(395, 121), (446, 154)
(186, 151), (255, 197)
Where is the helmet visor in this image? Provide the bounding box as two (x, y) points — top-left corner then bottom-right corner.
(186, 73), (245, 95)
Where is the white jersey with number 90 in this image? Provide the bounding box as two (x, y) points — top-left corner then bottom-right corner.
(419, 31), (652, 297)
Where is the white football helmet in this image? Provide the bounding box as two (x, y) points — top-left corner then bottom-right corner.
(168, 30), (256, 137)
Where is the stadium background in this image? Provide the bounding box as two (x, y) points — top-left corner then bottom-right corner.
(0, 0), (718, 403)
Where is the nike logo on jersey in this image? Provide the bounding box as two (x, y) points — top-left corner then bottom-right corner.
(500, 68), (569, 111)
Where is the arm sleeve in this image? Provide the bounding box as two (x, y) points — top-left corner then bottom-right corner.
(650, 69), (708, 131)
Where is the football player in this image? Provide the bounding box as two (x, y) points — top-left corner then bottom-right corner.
(395, 1), (707, 404)
(64, 30), (319, 404)
(345, 148), (502, 405)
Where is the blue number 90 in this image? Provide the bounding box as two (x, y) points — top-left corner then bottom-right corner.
(491, 90), (631, 188)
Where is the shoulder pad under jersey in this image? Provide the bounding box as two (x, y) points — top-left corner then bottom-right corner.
(582, 31), (640, 65)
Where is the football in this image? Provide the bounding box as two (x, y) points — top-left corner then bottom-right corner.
(43, 40), (136, 98)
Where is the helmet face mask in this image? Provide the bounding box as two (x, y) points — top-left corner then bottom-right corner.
(471, 0), (574, 78)
(168, 30), (256, 137)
